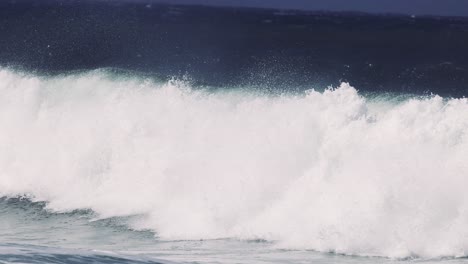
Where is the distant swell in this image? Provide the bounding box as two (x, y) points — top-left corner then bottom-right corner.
(0, 68), (467, 259)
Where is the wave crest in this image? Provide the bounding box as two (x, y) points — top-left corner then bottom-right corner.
(0, 69), (467, 258)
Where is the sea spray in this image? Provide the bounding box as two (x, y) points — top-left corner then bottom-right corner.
(0, 68), (467, 258)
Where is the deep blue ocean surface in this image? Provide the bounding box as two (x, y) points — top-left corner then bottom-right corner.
(0, 1), (468, 263)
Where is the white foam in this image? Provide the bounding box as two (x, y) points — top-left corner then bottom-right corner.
(0, 68), (467, 258)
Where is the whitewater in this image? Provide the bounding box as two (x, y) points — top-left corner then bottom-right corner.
(0, 68), (468, 262)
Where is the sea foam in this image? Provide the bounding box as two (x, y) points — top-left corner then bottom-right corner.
(0, 68), (467, 258)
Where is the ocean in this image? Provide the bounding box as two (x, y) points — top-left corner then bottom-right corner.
(0, 1), (468, 263)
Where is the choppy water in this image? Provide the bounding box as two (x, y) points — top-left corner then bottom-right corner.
(1, 1), (468, 263)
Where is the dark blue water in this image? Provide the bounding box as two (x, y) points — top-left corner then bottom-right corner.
(1, 0), (467, 97)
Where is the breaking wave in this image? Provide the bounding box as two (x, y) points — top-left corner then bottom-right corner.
(0, 68), (467, 259)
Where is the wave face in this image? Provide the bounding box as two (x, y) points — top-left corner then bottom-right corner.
(0, 243), (165, 264)
(0, 68), (467, 259)
(0, 246), (157, 264)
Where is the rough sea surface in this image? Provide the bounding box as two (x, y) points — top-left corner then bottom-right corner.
(1, 1), (468, 263)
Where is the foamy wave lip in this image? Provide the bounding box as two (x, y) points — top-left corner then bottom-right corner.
(0, 68), (467, 259)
